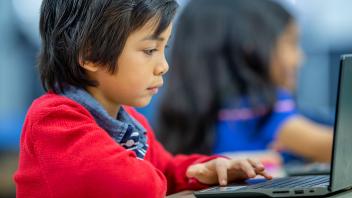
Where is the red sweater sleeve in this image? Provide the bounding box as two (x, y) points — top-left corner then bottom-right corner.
(15, 95), (218, 198)
(124, 107), (218, 194)
(24, 101), (168, 198)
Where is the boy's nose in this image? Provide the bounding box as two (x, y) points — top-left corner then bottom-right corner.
(155, 58), (169, 76)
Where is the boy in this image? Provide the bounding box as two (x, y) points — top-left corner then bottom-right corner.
(14, 0), (271, 197)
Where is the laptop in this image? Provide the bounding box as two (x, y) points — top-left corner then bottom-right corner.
(194, 54), (352, 198)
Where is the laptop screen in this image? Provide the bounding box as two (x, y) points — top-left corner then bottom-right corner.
(330, 55), (352, 192)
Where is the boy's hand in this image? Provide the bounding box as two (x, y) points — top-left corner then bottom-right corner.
(186, 158), (273, 186)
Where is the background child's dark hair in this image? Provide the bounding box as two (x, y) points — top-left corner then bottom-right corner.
(38, 0), (178, 93)
(157, 0), (293, 154)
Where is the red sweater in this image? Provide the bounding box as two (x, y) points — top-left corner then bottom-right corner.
(14, 93), (214, 198)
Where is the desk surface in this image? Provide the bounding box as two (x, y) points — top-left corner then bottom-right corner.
(168, 189), (352, 198)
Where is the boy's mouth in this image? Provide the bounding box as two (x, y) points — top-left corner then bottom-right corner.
(147, 83), (163, 94)
(147, 87), (159, 94)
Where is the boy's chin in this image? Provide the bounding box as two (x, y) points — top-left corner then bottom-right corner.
(131, 97), (152, 108)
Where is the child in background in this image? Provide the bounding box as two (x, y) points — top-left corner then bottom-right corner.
(157, 0), (333, 163)
(14, 0), (272, 198)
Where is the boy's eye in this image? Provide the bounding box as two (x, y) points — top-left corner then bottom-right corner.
(143, 48), (158, 56)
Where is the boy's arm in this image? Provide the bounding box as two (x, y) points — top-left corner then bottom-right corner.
(29, 104), (169, 198)
(125, 107), (219, 194)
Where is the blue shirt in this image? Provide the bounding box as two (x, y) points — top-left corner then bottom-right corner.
(213, 89), (300, 163)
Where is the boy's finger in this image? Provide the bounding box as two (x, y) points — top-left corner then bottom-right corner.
(238, 160), (256, 178)
(247, 158), (264, 171)
(215, 161), (229, 186)
(258, 171), (273, 180)
(246, 159), (272, 179)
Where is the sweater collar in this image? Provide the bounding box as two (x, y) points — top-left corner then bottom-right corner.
(61, 85), (148, 159)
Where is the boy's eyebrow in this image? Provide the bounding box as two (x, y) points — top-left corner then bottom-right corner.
(141, 35), (166, 42)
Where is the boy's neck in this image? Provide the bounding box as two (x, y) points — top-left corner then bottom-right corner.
(105, 105), (120, 119)
(85, 86), (120, 118)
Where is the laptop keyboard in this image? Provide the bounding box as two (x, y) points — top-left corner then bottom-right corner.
(245, 175), (329, 189)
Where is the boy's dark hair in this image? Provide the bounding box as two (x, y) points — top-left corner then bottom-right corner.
(157, 0), (293, 154)
(38, 0), (178, 93)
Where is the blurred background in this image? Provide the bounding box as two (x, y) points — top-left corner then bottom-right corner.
(0, 0), (351, 197)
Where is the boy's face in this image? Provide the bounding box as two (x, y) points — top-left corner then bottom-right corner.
(84, 21), (172, 116)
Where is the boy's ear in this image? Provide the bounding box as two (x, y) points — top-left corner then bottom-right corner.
(79, 58), (99, 72)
